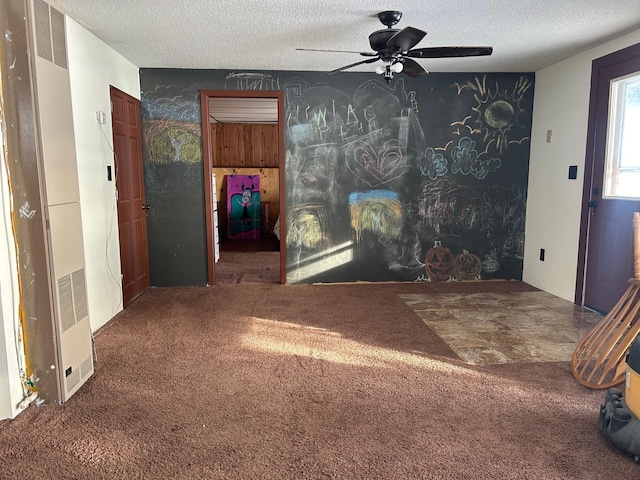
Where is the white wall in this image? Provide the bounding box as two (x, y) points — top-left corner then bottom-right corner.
(66, 19), (140, 331)
(524, 29), (640, 301)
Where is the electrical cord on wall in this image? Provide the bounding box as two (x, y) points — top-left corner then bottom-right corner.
(98, 121), (123, 318)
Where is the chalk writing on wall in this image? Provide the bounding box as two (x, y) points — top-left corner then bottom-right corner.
(450, 137), (502, 180)
(140, 78), (209, 286)
(453, 75), (532, 154)
(141, 83), (203, 165)
(138, 68), (533, 285)
(282, 72), (532, 283)
(225, 72), (281, 91)
(418, 147), (447, 180)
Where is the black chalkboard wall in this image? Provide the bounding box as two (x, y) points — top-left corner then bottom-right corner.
(140, 69), (534, 286)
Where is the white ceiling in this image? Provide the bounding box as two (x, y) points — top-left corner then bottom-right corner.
(55, 0), (640, 74)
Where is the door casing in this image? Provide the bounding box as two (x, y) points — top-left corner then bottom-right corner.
(200, 90), (286, 285)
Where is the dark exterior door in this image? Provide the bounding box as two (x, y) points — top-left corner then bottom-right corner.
(579, 44), (640, 313)
(111, 86), (150, 306)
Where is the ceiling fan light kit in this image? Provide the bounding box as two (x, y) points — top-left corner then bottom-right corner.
(298, 10), (493, 82)
(375, 60), (404, 80)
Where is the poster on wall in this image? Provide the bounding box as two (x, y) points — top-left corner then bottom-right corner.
(227, 174), (260, 239)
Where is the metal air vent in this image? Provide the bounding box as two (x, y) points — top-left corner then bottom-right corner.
(57, 268), (88, 332)
(209, 97), (278, 124)
(32, 0), (67, 69)
(50, 7), (67, 69)
(33, 0), (52, 62)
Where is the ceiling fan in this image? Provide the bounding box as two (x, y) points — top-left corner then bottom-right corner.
(297, 11), (493, 82)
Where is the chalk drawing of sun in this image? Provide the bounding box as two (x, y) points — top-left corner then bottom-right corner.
(471, 76), (531, 153)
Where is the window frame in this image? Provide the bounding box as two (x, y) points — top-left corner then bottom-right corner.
(603, 72), (640, 200)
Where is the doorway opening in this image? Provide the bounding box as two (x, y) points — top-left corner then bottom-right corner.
(200, 90), (286, 285)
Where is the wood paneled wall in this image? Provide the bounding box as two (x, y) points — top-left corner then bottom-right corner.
(212, 168), (280, 238)
(211, 123), (278, 167)
(210, 123), (280, 239)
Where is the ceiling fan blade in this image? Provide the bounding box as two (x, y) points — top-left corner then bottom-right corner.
(401, 58), (428, 78)
(296, 48), (378, 57)
(386, 26), (427, 52)
(324, 57), (380, 75)
(407, 46), (493, 58)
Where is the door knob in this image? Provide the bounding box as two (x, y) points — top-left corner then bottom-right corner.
(142, 204), (150, 211)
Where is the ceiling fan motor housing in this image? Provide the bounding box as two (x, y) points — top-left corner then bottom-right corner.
(369, 29), (400, 52)
(370, 10), (403, 51)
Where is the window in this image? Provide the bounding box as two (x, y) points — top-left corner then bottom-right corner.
(604, 73), (640, 199)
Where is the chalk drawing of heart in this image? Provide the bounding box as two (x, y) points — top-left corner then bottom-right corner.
(345, 140), (409, 187)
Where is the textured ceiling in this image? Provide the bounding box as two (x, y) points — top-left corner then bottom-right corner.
(54, 0), (640, 74)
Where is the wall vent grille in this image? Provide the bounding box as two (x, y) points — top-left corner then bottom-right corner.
(50, 7), (67, 69)
(33, 0), (67, 69)
(65, 368), (80, 392)
(57, 268), (88, 332)
(71, 268), (88, 320)
(80, 355), (93, 379)
(33, 0), (52, 62)
(57, 274), (75, 332)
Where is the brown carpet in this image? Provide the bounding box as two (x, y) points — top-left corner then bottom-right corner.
(215, 251), (280, 284)
(0, 282), (635, 479)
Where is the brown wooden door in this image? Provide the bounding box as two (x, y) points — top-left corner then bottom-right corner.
(111, 86), (150, 306)
(581, 46), (640, 313)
